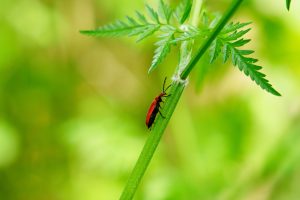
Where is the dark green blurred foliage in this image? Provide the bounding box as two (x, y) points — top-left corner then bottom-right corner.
(0, 0), (300, 200)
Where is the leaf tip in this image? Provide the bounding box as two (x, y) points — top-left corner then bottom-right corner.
(148, 66), (154, 74)
(79, 30), (90, 35)
(286, 0), (292, 10)
(272, 90), (282, 97)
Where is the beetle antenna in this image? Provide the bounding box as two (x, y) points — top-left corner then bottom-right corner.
(165, 83), (171, 92)
(162, 77), (167, 92)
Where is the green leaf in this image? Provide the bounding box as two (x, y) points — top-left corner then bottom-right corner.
(199, 12), (222, 29)
(148, 31), (175, 73)
(201, 12), (209, 27)
(239, 50), (254, 55)
(146, 4), (160, 23)
(180, 0), (192, 24)
(210, 21), (280, 96)
(209, 15), (222, 29)
(126, 16), (139, 26)
(135, 11), (148, 24)
(158, 0), (173, 24)
(80, 18), (150, 37)
(210, 39), (222, 63)
(226, 28), (251, 41)
(221, 22), (252, 34)
(286, 0), (292, 10)
(136, 24), (160, 42)
(172, 25), (208, 43)
(231, 38), (251, 47)
(80, 21), (144, 37)
(174, 0), (192, 24)
(230, 46), (280, 96)
(80, 11), (161, 41)
(230, 47), (280, 96)
(222, 43), (230, 63)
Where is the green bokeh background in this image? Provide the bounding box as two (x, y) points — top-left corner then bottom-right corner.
(0, 0), (299, 199)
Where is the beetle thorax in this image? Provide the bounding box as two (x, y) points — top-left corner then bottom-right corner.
(155, 92), (165, 101)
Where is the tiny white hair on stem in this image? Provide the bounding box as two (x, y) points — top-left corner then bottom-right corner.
(180, 24), (189, 32)
(172, 75), (189, 86)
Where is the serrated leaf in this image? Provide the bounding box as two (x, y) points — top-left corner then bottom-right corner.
(160, 25), (176, 32)
(250, 64), (262, 70)
(209, 15), (221, 29)
(180, 0), (192, 24)
(201, 12), (209, 27)
(210, 39), (222, 63)
(222, 44), (230, 63)
(136, 25), (160, 42)
(135, 11), (148, 24)
(128, 26), (150, 37)
(172, 25), (207, 43)
(210, 20), (280, 96)
(226, 28), (251, 41)
(229, 45), (280, 96)
(239, 50), (254, 55)
(146, 4), (160, 23)
(80, 12), (160, 42)
(174, 0), (192, 24)
(126, 16), (139, 26)
(148, 31), (175, 73)
(247, 58), (259, 65)
(286, 0), (292, 10)
(158, 0), (173, 24)
(231, 39), (251, 47)
(221, 22), (252, 34)
(80, 20), (147, 37)
(210, 22), (252, 61)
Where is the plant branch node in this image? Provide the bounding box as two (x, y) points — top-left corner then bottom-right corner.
(172, 75), (189, 86)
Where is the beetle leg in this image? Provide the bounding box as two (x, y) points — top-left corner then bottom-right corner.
(158, 110), (166, 118)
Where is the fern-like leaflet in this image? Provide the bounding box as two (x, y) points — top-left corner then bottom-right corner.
(149, 27), (176, 73)
(286, 0), (292, 10)
(174, 0), (193, 24)
(158, 0), (173, 24)
(81, 0), (280, 96)
(209, 22), (281, 96)
(80, 10), (160, 41)
(172, 25), (208, 43)
(81, 1), (194, 74)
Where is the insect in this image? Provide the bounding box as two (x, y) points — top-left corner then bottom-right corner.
(146, 77), (171, 129)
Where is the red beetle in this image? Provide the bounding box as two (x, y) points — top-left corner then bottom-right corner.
(146, 77), (171, 129)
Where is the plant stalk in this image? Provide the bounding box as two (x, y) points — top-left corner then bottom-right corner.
(120, 82), (185, 200)
(119, 0), (244, 199)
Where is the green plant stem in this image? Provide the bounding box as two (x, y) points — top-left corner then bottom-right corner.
(119, 0), (244, 199)
(120, 82), (185, 200)
(191, 0), (203, 26)
(181, 0), (244, 79)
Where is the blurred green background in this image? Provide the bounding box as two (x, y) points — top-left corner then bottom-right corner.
(0, 0), (300, 199)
